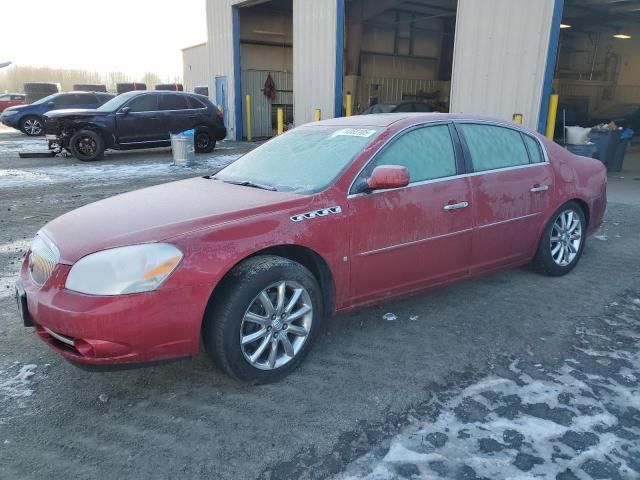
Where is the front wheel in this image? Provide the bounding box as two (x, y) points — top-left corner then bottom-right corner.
(20, 116), (44, 136)
(69, 129), (105, 161)
(195, 129), (216, 153)
(203, 256), (323, 384)
(533, 201), (586, 276)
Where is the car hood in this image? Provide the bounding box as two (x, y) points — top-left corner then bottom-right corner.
(43, 109), (108, 119)
(1, 104), (29, 115)
(41, 177), (308, 264)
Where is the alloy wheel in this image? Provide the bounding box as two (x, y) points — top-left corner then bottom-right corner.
(240, 281), (313, 370)
(196, 132), (211, 150)
(550, 209), (583, 267)
(76, 136), (97, 156)
(24, 119), (42, 135)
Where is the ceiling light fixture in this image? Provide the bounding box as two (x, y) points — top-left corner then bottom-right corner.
(560, 23), (571, 29)
(613, 32), (631, 39)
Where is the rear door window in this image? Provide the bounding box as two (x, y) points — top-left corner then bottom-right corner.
(158, 94), (189, 111)
(77, 94), (98, 105)
(52, 94), (76, 107)
(127, 95), (158, 112)
(459, 124), (530, 172)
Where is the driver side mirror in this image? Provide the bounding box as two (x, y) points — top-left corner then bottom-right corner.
(366, 165), (410, 191)
(120, 106), (131, 115)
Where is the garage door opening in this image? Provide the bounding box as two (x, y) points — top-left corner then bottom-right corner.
(343, 0), (457, 116)
(554, 0), (640, 144)
(238, 0), (293, 139)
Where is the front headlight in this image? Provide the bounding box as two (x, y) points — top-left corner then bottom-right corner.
(65, 243), (183, 296)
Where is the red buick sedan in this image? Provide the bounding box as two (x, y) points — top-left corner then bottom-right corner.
(16, 114), (607, 383)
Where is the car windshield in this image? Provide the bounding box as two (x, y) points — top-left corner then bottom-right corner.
(97, 92), (138, 112)
(215, 125), (381, 194)
(30, 93), (59, 105)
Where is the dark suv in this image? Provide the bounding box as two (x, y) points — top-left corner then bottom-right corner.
(43, 91), (227, 161)
(0, 92), (114, 136)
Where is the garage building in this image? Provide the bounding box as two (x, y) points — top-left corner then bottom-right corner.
(190, 0), (640, 142)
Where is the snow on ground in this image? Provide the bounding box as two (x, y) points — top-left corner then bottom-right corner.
(336, 294), (640, 480)
(0, 154), (242, 188)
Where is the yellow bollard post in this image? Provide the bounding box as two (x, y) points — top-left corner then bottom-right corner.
(314, 109), (321, 122)
(545, 94), (559, 140)
(346, 94), (352, 117)
(245, 95), (252, 142)
(277, 108), (284, 135)
(512, 113), (523, 125)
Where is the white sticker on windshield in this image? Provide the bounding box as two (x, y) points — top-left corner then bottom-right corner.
(330, 128), (377, 138)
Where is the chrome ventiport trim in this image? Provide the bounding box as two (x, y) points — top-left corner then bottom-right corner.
(291, 206), (342, 222)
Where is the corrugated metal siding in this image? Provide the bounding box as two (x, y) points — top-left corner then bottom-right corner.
(293, 0), (337, 125)
(242, 70), (293, 138)
(206, 0), (236, 138)
(182, 44), (210, 93)
(450, 0), (555, 130)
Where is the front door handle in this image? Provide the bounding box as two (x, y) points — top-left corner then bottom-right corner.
(530, 185), (549, 193)
(443, 201), (469, 211)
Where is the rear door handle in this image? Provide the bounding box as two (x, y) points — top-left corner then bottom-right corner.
(530, 185), (549, 193)
(443, 201), (469, 211)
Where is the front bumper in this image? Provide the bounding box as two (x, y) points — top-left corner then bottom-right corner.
(19, 254), (210, 367)
(0, 115), (20, 128)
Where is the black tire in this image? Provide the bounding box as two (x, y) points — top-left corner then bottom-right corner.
(69, 129), (105, 161)
(20, 115), (45, 136)
(533, 201), (587, 276)
(195, 129), (216, 153)
(202, 255), (324, 384)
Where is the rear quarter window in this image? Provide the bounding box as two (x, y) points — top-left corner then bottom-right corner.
(522, 134), (545, 163)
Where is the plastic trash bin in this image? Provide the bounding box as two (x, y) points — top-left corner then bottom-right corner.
(171, 129), (195, 166)
(566, 143), (597, 158)
(588, 129), (622, 167)
(608, 140), (629, 172)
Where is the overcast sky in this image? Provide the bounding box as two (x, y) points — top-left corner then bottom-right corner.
(3, 0), (207, 79)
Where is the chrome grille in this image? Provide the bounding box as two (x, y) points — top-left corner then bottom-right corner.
(29, 233), (60, 287)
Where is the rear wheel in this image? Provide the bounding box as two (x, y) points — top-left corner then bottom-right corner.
(202, 256), (323, 384)
(533, 201), (586, 276)
(195, 129), (216, 153)
(69, 129), (105, 161)
(20, 116), (44, 136)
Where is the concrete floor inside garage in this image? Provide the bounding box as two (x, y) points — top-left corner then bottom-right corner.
(0, 127), (639, 479)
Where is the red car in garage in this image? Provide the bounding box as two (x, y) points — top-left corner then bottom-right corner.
(16, 113), (607, 383)
(0, 93), (25, 112)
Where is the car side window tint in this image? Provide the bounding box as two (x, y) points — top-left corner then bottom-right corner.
(394, 103), (413, 113)
(127, 95), (158, 112)
(54, 95), (75, 106)
(159, 95), (189, 110)
(187, 96), (206, 109)
(413, 103), (431, 112)
(370, 125), (457, 183)
(0, 95), (9, 101)
(459, 124), (529, 172)
(522, 134), (544, 164)
(75, 94), (97, 105)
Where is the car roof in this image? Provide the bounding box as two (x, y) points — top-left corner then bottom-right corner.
(317, 113), (524, 128)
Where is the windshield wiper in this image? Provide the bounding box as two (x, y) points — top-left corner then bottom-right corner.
(211, 177), (277, 191)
